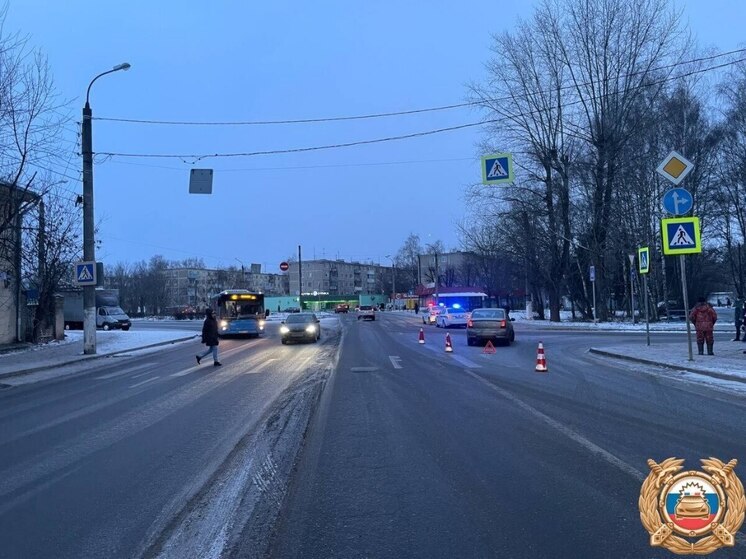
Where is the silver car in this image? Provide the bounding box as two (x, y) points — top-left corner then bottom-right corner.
(466, 308), (515, 346)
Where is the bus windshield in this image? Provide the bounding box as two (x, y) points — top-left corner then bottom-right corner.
(214, 291), (265, 319)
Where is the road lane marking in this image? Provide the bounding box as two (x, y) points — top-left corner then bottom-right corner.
(463, 369), (645, 481)
(132, 371), (155, 379)
(420, 342), (482, 368)
(95, 362), (157, 380)
(350, 367), (378, 372)
(170, 344), (267, 377)
(389, 356), (403, 369)
(0, 359), (280, 506)
(129, 376), (159, 389)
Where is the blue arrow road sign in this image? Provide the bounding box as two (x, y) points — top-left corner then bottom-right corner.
(74, 261), (97, 286)
(662, 188), (693, 216)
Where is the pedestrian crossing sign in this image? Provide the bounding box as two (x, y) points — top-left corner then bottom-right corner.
(661, 217), (701, 255)
(638, 247), (650, 274)
(481, 152), (514, 185)
(73, 261), (97, 286)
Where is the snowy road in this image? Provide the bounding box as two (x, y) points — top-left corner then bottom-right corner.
(0, 320), (340, 559)
(2, 315), (745, 558)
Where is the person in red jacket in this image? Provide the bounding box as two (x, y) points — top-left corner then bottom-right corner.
(689, 297), (718, 355)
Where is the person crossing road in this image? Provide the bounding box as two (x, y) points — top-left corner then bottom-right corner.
(196, 308), (222, 367)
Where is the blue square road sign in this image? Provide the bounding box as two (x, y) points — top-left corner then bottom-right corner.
(661, 217), (701, 255)
(74, 261), (97, 286)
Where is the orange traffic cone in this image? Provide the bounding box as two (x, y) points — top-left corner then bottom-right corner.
(418, 328), (425, 344)
(445, 333), (453, 353)
(535, 341), (548, 372)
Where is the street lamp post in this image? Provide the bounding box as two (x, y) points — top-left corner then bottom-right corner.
(235, 258), (245, 289)
(385, 255), (396, 310)
(82, 63), (131, 355)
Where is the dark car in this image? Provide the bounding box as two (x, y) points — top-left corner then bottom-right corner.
(335, 304), (349, 313)
(466, 308), (515, 346)
(280, 313), (321, 344)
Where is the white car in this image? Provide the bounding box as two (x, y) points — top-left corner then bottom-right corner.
(421, 307), (442, 325)
(437, 307), (469, 328)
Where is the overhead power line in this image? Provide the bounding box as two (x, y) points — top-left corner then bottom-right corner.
(92, 48), (746, 127)
(95, 55), (746, 161)
(106, 156), (475, 172)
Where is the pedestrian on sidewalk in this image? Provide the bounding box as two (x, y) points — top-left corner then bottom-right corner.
(689, 297), (717, 356)
(196, 308), (222, 367)
(734, 296), (743, 341)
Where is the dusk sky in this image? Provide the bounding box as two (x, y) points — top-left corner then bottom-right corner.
(7, 1), (746, 273)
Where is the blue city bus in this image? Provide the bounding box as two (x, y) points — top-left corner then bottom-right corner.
(212, 290), (266, 338)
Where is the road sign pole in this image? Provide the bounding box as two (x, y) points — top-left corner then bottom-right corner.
(592, 279), (597, 323)
(628, 254), (636, 324)
(680, 255), (693, 361)
(644, 274), (650, 346)
(629, 266), (637, 324)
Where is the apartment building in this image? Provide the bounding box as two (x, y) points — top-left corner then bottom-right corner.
(286, 259), (390, 296)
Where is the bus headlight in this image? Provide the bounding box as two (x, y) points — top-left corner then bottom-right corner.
(280, 326), (290, 334)
(258, 320), (265, 329)
(305, 325), (317, 333)
(220, 320), (228, 329)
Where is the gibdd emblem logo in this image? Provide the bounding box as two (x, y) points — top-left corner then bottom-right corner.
(639, 458), (745, 555)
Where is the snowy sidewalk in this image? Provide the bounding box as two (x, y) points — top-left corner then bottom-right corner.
(0, 329), (198, 380)
(590, 341), (746, 383)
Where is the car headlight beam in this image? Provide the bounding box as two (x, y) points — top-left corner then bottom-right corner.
(305, 325), (317, 333)
(280, 326), (290, 334)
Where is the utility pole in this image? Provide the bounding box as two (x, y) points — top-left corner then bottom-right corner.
(81, 99), (95, 354)
(298, 245), (303, 310)
(434, 252), (439, 306)
(82, 63), (131, 355)
(392, 264), (396, 310)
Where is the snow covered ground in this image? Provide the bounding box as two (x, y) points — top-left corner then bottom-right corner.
(510, 308), (736, 332)
(74, 329), (198, 354)
(591, 341), (746, 378)
(0, 330), (191, 360)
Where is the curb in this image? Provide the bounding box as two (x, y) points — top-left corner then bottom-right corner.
(588, 348), (746, 385)
(0, 334), (199, 381)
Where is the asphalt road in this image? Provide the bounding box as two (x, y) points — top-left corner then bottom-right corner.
(0, 321), (339, 559)
(269, 313), (746, 559)
(2, 314), (744, 558)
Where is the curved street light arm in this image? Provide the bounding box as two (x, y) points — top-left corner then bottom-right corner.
(86, 63), (131, 106)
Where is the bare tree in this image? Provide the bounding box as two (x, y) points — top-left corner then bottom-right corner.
(394, 233), (422, 291)
(546, 0), (687, 319)
(0, 9), (72, 341)
(717, 61), (746, 297)
(471, 5), (576, 320)
(21, 184), (81, 341)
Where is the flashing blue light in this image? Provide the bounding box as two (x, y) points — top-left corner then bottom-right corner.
(452, 303), (461, 309)
(438, 303), (445, 307)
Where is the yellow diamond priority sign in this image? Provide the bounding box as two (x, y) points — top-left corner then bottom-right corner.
(656, 151), (693, 185)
